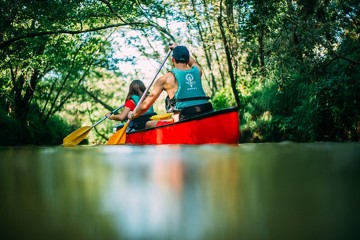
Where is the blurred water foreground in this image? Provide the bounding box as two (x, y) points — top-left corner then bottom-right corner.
(1, 142), (359, 240)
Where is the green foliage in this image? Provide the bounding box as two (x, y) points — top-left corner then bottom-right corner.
(210, 88), (236, 110)
(0, 0), (139, 145)
(240, 79), (284, 142)
(0, 107), (25, 146)
(236, 0), (360, 142)
(241, 53), (360, 142)
(0, 103), (70, 145)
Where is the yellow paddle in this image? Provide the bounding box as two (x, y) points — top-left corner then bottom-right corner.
(63, 104), (124, 147)
(106, 49), (173, 145)
(150, 113), (173, 120)
(106, 120), (129, 145)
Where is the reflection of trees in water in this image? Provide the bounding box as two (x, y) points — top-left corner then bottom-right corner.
(0, 148), (118, 239)
(199, 154), (246, 238)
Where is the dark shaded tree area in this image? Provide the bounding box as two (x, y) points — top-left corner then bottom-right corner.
(231, 0), (360, 142)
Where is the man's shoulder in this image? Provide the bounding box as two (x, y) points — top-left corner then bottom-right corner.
(155, 72), (174, 86)
(161, 71), (175, 80)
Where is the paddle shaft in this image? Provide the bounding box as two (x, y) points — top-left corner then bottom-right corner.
(127, 49), (173, 124)
(93, 104), (124, 128)
(134, 49), (173, 113)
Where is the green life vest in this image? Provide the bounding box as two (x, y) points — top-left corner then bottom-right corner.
(130, 95), (155, 115)
(171, 67), (209, 110)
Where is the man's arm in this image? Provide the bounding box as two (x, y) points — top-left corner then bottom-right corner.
(130, 74), (168, 119)
(188, 56), (202, 76)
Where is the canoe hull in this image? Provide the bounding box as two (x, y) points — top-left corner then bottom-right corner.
(125, 107), (240, 145)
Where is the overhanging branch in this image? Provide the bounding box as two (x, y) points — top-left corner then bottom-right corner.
(0, 22), (159, 49)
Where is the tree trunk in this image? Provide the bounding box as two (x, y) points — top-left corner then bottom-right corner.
(258, 26), (266, 77)
(190, 0), (218, 96)
(217, 16), (241, 109)
(218, 0), (241, 108)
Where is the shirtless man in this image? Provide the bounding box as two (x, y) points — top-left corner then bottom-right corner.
(127, 43), (210, 128)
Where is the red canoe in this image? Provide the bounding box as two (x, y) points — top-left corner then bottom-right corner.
(125, 107), (240, 145)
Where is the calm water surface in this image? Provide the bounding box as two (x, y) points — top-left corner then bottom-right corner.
(0, 143), (359, 240)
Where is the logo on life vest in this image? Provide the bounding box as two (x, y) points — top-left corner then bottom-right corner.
(186, 73), (196, 88)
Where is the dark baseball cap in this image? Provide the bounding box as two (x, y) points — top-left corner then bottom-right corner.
(172, 46), (189, 63)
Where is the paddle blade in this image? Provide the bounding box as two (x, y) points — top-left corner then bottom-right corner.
(106, 121), (129, 145)
(63, 126), (92, 147)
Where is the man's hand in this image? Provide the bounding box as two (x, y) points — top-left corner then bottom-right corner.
(127, 111), (134, 120)
(169, 42), (177, 50)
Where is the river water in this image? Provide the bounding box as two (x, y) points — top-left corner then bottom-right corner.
(0, 142), (359, 240)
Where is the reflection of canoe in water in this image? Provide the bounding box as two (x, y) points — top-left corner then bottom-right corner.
(124, 107), (240, 145)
